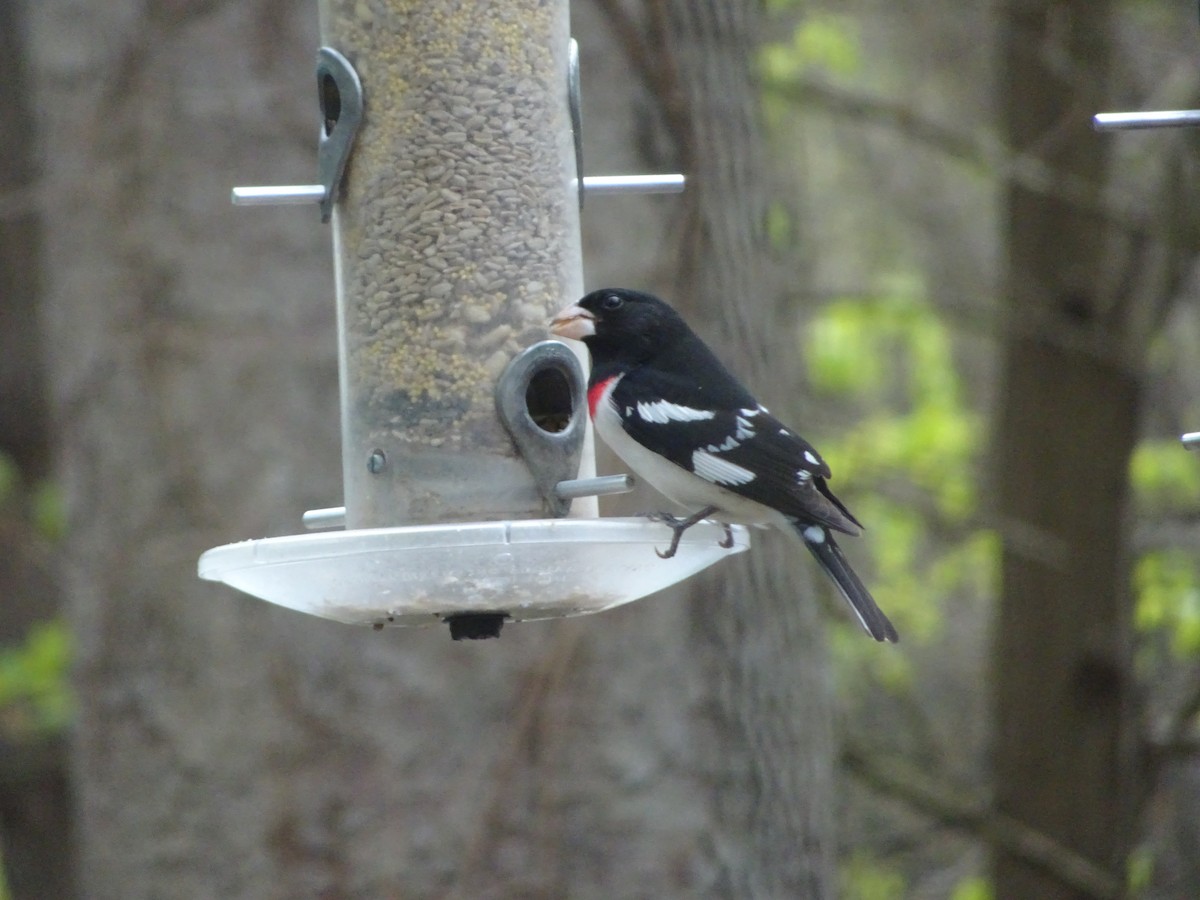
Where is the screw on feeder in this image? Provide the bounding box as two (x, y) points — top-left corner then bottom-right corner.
(367, 449), (387, 474)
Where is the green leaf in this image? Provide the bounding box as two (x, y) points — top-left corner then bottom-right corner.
(0, 452), (16, 506)
(0, 620), (74, 740)
(950, 876), (994, 900)
(31, 480), (67, 541)
(1131, 439), (1200, 511)
(806, 298), (886, 395)
(1126, 845), (1154, 894)
(793, 14), (861, 77)
(765, 201), (796, 252)
(760, 13), (861, 81)
(805, 283), (990, 653)
(1134, 551), (1200, 657)
(841, 852), (906, 900)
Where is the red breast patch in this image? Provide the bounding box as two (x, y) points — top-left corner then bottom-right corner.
(587, 376), (617, 420)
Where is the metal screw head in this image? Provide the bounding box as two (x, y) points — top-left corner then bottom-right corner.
(367, 449), (387, 474)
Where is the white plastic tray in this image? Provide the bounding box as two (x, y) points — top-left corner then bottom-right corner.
(199, 517), (749, 629)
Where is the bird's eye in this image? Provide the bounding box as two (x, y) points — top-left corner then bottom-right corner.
(601, 294), (624, 310)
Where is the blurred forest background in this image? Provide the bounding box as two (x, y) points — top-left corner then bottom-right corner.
(3, 0), (1200, 897)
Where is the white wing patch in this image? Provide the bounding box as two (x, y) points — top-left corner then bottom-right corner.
(735, 416), (756, 440)
(803, 525), (827, 544)
(804, 450), (821, 466)
(707, 435), (740, 453)
(796, 469), (812, 484)
(692, 449), (756, 486)
(636, 400), (716, 424)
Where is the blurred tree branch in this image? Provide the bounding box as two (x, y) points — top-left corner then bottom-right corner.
(842, 740), (1121, 900)
(762, 75), (1164, 241)
(1148, 672), (1200, 766)
(589, 0), (655, 97)
(590, 0), (691, 162)
(446, 626), (584, 900)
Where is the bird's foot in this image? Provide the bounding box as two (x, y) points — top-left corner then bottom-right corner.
(718, 522), (735, 549)
(648, 506), (720, 559)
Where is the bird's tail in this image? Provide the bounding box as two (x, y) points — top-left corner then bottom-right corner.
(793, 522), (898, 643)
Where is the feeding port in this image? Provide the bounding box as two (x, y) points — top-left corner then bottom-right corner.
(199, 0), (747, 636)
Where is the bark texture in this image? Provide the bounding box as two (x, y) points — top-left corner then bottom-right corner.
(667, 2), (838, 896)
(0, 2), (74, 897)
(993, 3), (1139, 897)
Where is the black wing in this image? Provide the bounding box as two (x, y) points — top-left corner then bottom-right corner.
(610, 364), (862, 534)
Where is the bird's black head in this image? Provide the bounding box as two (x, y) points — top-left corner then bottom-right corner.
(549, 288), (690, 366)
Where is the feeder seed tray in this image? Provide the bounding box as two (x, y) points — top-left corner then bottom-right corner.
(199, 517), (749, 632)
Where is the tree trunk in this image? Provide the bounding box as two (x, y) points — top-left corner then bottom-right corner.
(0, 0), (50, 483)
(992, 3), (1139, 897)
(0, 2), (75, 897)
(667, 2), (838, 896)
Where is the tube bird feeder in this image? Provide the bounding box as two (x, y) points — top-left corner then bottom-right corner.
(199, 1), (748, 638)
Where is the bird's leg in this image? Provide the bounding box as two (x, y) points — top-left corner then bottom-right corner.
(651, 505), (719, 559)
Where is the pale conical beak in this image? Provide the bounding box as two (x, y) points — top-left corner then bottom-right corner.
(549, 304), (595, 340)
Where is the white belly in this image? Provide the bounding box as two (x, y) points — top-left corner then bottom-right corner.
(592, 376), (786, 528)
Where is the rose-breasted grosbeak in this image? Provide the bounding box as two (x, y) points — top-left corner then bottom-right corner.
(550, 288), (898, 643)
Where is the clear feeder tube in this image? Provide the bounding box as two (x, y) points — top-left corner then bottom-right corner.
(319, 0), (587, 528)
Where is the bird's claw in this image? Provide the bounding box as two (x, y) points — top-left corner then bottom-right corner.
(718, 523), (734, 549)
(647, 506), (720, 559)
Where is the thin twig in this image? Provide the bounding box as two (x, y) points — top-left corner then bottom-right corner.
(764, 76), (1149, 238)
(589, 0), (656, 96)
(1148, 669), (1200, 769)
(842, 740), (1121, 900)
(591, 0), (693, 159)
(440, 624), (584, 900)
